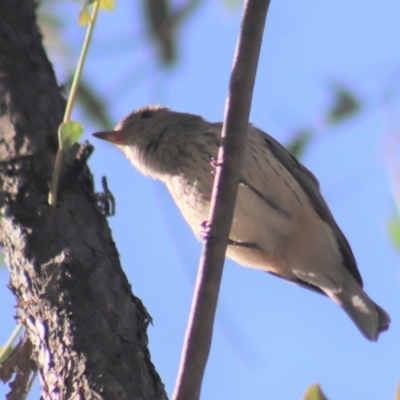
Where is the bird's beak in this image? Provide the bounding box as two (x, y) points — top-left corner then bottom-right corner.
(92, 129), (131, 145)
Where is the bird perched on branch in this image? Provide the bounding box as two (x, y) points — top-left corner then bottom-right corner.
(93, 104), (390, 341)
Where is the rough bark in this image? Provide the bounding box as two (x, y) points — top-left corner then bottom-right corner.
(0, 1), (167, 399)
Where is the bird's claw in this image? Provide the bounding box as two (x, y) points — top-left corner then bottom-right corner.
(200, 220), (211, 240)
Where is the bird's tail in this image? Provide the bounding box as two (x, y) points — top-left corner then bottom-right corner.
(328, 275), (390, 341)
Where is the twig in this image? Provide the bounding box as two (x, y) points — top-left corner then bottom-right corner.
(172, 1), (271, 399)
(0, 323), (23, 362)
(48, 1), (100, 206)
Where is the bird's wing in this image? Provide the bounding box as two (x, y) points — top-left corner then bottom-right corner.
(257, 127), (363, 286)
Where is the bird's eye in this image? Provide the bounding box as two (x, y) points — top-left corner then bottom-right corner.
(141, 110), (154, 119)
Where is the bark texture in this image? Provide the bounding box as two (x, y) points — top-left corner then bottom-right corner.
(0, 1), (167, 399)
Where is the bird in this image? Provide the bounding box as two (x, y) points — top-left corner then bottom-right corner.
(93, 104), (390, 341)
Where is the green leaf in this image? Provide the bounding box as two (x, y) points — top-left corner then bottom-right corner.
(58, 121), (84, 152)
(286, 129), (314, 160)
(144, 0), (201, 66)
(79, 0), (114, 25)
(144, 0), (175, 65)
(100, 0), (115, 11)
(303, 383), (329, 400)
(78, 6), (91, 26)
(387, 213), (400, 252)
(326, 83), (360, 125)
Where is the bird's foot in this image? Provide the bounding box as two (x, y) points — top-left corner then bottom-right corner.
(200, 220), (211, 240)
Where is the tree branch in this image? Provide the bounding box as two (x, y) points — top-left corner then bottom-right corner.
(172, 1), (271, 399)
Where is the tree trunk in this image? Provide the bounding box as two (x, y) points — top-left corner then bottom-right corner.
(0, 1), (167, 399)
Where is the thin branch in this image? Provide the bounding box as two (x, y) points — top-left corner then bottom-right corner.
(172, 1), (271, 399)
(48, 1), (100, 206)
(0, 324), (23, 362)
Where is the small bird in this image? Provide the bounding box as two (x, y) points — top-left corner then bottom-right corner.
(93, 105), (390, 341)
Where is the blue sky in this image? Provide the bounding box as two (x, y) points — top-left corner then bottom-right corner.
(1, 0), (400, 398)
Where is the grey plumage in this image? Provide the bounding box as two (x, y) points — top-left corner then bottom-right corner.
(93, 104), (390, 341)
